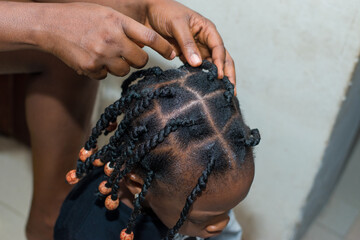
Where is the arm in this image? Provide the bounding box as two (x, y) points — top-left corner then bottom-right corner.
(0, 1), (174, 79)
(28, 0), (237, 89)
(31, 0), (147, 23)
(0, 1), (41, 51)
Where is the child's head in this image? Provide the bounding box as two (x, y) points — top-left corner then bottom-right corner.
(68, 61), (260, 240)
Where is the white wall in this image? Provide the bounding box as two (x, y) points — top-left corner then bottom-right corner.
(97, 1), (360, 239)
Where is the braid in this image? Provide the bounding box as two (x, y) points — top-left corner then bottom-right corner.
(126, 170), (154, 234)
(65, 60), (260, 240)
(122, 67), (163, 94)
(164, 154), (216, 240)
(245, 128), (261, 147)
(84, 90), (142, 150)
(77, 87), (175, 177)
(101, 116), (202, 205)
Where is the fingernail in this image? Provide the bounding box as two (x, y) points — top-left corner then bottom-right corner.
(170, 50), (176, 59)
(190, 54), (201, 65)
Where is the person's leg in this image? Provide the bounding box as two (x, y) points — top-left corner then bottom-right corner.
(0, 50), (99, 240)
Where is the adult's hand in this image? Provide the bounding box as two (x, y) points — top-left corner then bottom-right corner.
(144, 0), (236, 90)
(0, 1), (175, 80)
(42, 2), (177, 79)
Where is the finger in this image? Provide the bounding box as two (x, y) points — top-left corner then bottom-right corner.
(87, 67), (108, 80)
(224, 50), (236, 96)
(172, 20), (202, 66)
(167, 38), (182, 56)
(179, 54), (186, 63)
(197, 20), (226, 79)
(116, 38), (149, 69)
(133, 40), (145, 48)
(122, 18), (176, 60)
(105, 57), (131, 77)
(197, 43), (211, 60)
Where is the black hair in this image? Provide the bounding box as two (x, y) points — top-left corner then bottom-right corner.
(70, 60), (260, 240)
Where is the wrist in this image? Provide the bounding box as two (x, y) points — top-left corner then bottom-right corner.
(0, 1), (46, 51)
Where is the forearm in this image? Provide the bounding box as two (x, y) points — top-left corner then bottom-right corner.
(32, 0), (148, 23)
(0, 1), (43, 51)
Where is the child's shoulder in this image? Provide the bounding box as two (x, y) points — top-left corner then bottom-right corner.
(55, 168), (168, 240)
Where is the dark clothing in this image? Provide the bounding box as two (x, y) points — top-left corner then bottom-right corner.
(54, 168), (168, 240)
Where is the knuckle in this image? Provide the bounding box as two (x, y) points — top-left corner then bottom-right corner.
(104, 11), (117, 23)
(120, 67), (130, 77)
(183, 39), (196, 49)
(205, 19), (216, 29)
(76, 68), (84, 76)
(139, 54), (149, 67)
(102, 32), (116, 46)
(144, 30), (158, 45)
(82, 58), (99, 72)
(92, 72), (107, 80)
(225, 56), (234, 66)
(93, 43), (107, 57)
(97, 68), (108, 80)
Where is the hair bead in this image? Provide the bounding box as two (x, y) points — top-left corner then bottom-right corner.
(98, 180), (112, 195)
(105, 195), (119, 210)
(104, 162), (114, 176)
(106, 121), (118, 132)
(120, 229), (134, 240)
(93, 158), (104, 167)
(79, 147), (97, 162)
(65, 169), (79, 185)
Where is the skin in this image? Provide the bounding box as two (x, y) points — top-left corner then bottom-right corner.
(31, 0), (236, 88)
(0, 0), (236, 91)
(0, 1), (175, 79)
(0, 50), (99, 240)
(123, 160), (254, 238)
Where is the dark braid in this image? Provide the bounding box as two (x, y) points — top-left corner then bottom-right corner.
(165, 153), (216, 240)
(66, 60), (260, 240)
(77, 87), (175, 177)
(125, 170), (154, 234)
(122, 67), (163, 94)
(108, 117), (202, 200)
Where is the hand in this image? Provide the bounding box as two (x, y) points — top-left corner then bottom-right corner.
(37, 2), (175, 80)
(143, 0), (236, 92)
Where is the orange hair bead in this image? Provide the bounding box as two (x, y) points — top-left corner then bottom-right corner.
(98, 180), (112, 195)
(104, 162), (114, 177)
(93, 158), (104, 167)
(66, 169), (79, 185)
(106, 121), (118, 132)
(105, 195), (119, 211)
(120, 229), (134, 240)
(79, 147), (97, 162)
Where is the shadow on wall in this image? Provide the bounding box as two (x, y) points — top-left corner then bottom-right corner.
(234, 207), (257, 240)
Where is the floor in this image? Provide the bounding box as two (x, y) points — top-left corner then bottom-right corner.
(301, 133), (360, 240)
(0, 134), (359, 240)
(0, 136), (32, 240)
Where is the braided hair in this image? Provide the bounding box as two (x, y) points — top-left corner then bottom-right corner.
(67, 60), (260, 240)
